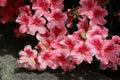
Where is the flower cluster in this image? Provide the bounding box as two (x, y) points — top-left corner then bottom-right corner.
(0, 0), (120, 73)
(16, 0), (120, 72)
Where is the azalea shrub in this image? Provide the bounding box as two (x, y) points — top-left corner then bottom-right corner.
(0, 0), (120, 73)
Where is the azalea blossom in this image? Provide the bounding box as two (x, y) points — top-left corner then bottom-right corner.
(78, 0), (107, 26)
(46, 9), (67, 29)
(47, 0), (64, 10)
(70, 41), (94, 64)
(89, 6), (108, 26)
(60, 35), (77, 51)
(37, 51), (58, 70)
(100, 40), (120, 70)
(51, 48), (70, 72)
(32, 0), (50, 16)
(102, 40), (119, 63)
(78, 0), (97, 19)
(86, 35), (107, 64)
(16, 13), (31, 33)
(27, 15), (46, 35)
(17, 45), (38, 70)
(86, 25), (108, 39)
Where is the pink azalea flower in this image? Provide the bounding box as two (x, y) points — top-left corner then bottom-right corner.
(37, 52), (58, 70)
(86, 35), (107, 64)
(16, 13), (31, 25)
(71, 41), (94, 64)
(86, 35), (104, 51)
(46, 9), (67, 29)
(90, 6), (108, 26)
(55, 55), (69, 72)
(32, 0), (50, 16)
(0, 0), (7, 7)
(27, 15), (46, 35)
(61, 35), (77, 51)
(52, 49), (70, 72)
(100, 40), (120, 70)
(102, 40), (119, 62)
(16, 13), (31, 33)
(86, 26), (108, 39)
(78, 0), (97, 18)
(19, 45), (37, 59)
(17, 45), (38, 70)
(47, 0), (64, 10)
